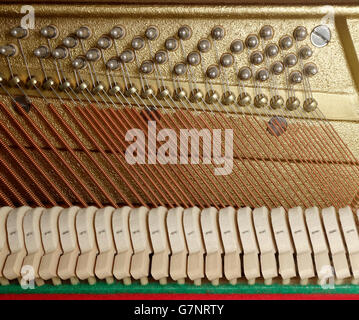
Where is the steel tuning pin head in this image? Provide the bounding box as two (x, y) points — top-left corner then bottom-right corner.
(250, 51), (264, 65)
(10, 26), (28, 39)
(173, 62), (187, 76)
(97, 35), (113, 50)
(40, 25), (58, 39)
(290, 70), (303, 84)
(197, 39), (211, 53)
(120, 49), (134, 63)
(304, 62), (318, 77)
(211, 26), (225, 41)
(256, 68), (269, 82)
(265, 43), (279, 58)
(284, 53), (298, 68)
(140, 60), (154, 74)
(293, 26), (308, 41)
(187, 51), (201, 66)
(178, 25), (192, 40)
(299, 46), (313, 60)
(63, 35), (79, 49)
(145, 26), (159, 41)
(237, 92), (251, 107)
(109, 25), (126, 40)
(174, 87), (187, 101)
(52, 46), (68, 60)
(106, 57), (120, 71)
(270, 95), (284, 109)
(0, 44), (18, 57)
(131, 36), (145, 51)
(76, 26), (92, 39)
(303, 97), (318, 112)
(230, 39), (244, 54)
(222, 91), (236, 105)
(33, 45), (50, 59)
(286, 96), (300, 111)
(260, 25), (274, 40)
(254, 93), (268, 108)
(165, 37), (178, 51)
(279, 35), (294, 50)
(206, 65), (220, 79)
(245, 34), (259, 49)
(271, 61), (285, 75)
(72, 56), (87, 70)
(154, 50), (167, 64)
(205, 89), (219, 104)
(220, 53), (234, 68)
(238, 66), (252, 81)
(86, 48), (101, 62)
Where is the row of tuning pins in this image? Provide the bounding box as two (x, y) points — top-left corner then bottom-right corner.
(0, 24), (318, 113)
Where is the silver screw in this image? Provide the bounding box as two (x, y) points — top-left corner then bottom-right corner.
(311, 25), (331, 48)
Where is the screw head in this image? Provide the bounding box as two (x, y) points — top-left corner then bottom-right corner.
(311, 25), (331, 48)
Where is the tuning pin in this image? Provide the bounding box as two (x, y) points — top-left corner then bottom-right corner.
(33, 45), (50, 59)
(237, 92), (251, 107)
(10, 26), (28, 39)
(187, 51), (201, 66)
(165, 37), (178, 51)
(245, 34), (259, 49)
(293, 26), (308, 41)
(154, 50), (168, 64)
(220, 53), (234, 68)
(86, 48), (101, 62)
(106, 57), (120, 70)
(211, 26), (225, 40)
(205, 89), (220, 104)
(284, 53), (298, 68)
(238, 66), (252, 81)
(256, 68), (269, 82)
(271, 61), (284, 75)
(63, 35), (79, 49)
(304, 62), (318, 77)
(178, 25), (192, 40)
(254, 93), (268, 108)
(299, 46), (313, 60)
(206, 65), (220, 79)
(250, 51), (264, 65)
(0, 44), (18, 57)
(131, 36), (145, 51)
(265, 43), (279, 58)
(58, 79), (72, 91)
(141, 85), (154, 99)
(145, 26), (159, 41)
(52, 46), (68, 60)
(230, 39), (244, 54)
(286, 97), (300, 111)
(173, 63), (187, 76)
(190, 89), (203, 102)
(119, 49), (135, 63)
(109, 25), (126, 39)
(40, 25), (58, 39)
(279, 35), (294, 50)
(72, 56), (87, 69)
(222, 91), (236, 105)
(270, 95), (284, 109)
(260, 25), (274, 40)
(140, 60), (154, 74)
(76, 26), (91, 39)
(197, 39), (211, 53)
(290, 71), (303, 84)
(42, 78), (55, 90)
(303, 97), (318, 112)
(97, 36), (112, 50)
(173, 87), (187, 101)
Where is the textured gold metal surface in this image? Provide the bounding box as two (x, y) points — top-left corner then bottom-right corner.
(0, 4), (359, 120)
